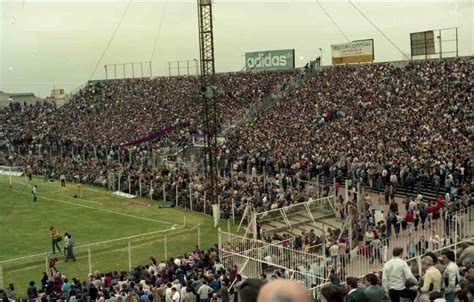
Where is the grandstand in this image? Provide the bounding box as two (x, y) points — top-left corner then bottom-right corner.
(0, 0), (472, 301)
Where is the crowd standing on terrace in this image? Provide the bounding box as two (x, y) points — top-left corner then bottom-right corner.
(1, 71), (294, 148)
(0, 59), (473, 301)
(226, 59), (472, 190)
(1, 59), (471, 221)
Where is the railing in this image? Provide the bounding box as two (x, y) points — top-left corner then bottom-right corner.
(0, 221), (201, 290)
(221, 206), (474, 301)
(308, 237), (474, 301)
(220, 230), (328, 290)
(327, 206), (473, 282)
(254, 195), (337, 236)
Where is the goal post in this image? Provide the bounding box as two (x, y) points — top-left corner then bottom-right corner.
(0, 165), (25, 190)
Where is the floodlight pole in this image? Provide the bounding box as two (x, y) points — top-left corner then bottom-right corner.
(319, 48), (322, 66)
(455, 28), (458, 57)
(197, 0), (218, 205)
(438, 30), (442, 59)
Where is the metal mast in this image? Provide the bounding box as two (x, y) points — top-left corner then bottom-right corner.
(197, 0), (218, 205)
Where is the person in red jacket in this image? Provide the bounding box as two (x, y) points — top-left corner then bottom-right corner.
(433, 203), (441, 220)
(426, 203), (434, 227)
(436, 195), (444, 216)
(405, 211), (415, 234)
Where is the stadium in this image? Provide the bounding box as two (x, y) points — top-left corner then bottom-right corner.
(0, 0), (473, 302)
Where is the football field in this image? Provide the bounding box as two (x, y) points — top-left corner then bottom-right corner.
(0, 175), (235, 297)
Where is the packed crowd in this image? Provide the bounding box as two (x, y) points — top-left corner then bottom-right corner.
(3, 59), (472, 183)
(0, 71), (294, 149)
(3, 243), (474, 302)
(226, 59), (472, 193)
(1, 59), (473, 302)
(7, 242), (312, 302)
(1, 59), (472, 238)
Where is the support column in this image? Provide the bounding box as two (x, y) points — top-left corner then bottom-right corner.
(197, 224), (201, 247)
(88, 245), (92, 274)
(175, 184), (179, 207)
(164, 233), (168, 260)
(163, 182), (166, 204)
(128, 238), (132, 271)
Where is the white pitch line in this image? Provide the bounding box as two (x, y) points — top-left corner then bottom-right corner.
(25, 181), (105, 206)
(10, 188), (175, 225)
(4, 176), (103, 205)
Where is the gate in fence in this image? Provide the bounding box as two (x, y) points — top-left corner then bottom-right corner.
(242, 195), (338, 239)
(219, 230), (329, 289)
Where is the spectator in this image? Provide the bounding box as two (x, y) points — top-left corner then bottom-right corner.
(6, 284), (16, 301)
(65, 234), (76, 262)
(345, 276), (367, 302)
(170, 287), (179, 302)
(49, 226), (61, 254)
(442, 250), (461, 302)
(431, 231), (441, 250)
(382, 247), (418, 302)
(257, 279), (309, 302)
(418, 255), (442, 302)
(408, 237), (417, 259)
(363, 273), (384, 302)
(26, 281), (37, 302)
(320, 283), (345, 302)
(418, 236), (429, 255)
(429, 292), (446, 302)
(238, 279), (264, 302)
(455, 290), (469, 302)
(198, 280), (213, 302)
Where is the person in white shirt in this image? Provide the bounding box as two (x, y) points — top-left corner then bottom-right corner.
(197, 281), (213, 302)
(382, 247), (418, 302)
(365, 227), (375, 259)
(263, 254), (272, 263)
(179, 281), (187, 302)
(32, 185), (38, 201)
(329, 241), (339, 268)
(63, 232), (70, 256)
(172, 279), (181, 293)
(165, 283), (173, 302)
(214, 259), (224, 273)
(171, 287), (180, 302)
(430, 231), (441, 250)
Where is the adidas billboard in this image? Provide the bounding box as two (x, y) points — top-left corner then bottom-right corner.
(245, 49), (295, 72)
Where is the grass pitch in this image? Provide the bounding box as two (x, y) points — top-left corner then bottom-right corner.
(0, 175), (236, 296)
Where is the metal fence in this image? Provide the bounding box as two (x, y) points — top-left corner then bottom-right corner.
(253, 195), (337, 238)
(219, 230), (328, 289)
(220, 206), (474, 300)
(308, 239), (474, 301)
(327, 206), (473, 282)
(0, 221), (202, 290)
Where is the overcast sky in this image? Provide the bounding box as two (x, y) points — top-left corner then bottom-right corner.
(0, 0), (472, 97)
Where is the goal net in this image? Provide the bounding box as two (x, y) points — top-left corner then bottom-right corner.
(0, 165), (25, 189)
